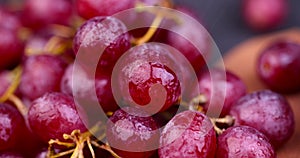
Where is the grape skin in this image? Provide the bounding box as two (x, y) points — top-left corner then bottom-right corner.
(0, 103), (27, 151)
(106, 107), (159, 158)
(60, 63), (119, 113)
(28, 92), (88, 143)
(216, 126), (276, 158)
(196, 68), (247, 117)
(257, 40), (300, 93)
(73, 16), (130, 74)
(0, 28), (23, 70)
(21, 0), (73, 29)
(229, 90), (295, 148)
(19, 55), (67, 100)
(159, 110), (216, 158)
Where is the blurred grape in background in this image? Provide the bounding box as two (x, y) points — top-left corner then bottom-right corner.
(1, 0), (299, 54)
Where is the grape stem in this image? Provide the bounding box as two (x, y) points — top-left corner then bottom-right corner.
(210, 115), (235, 135)
(189, 94), (207, 112)
(180, 94), (206, 112)
(0, 66), (22, 103)
(131, 13), (164, 45)
(91, 142), (121, 158)
(44, 36), (72, 55)
(18, 27), (32, 42)
(131, 1), (181, 45)
(50, 24), (76, 38)
(47, 122), (121, 158)
(7, 94), (28, 117)
(26, 36), (72, 56)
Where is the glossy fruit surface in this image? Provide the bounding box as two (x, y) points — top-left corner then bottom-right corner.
(19, 54), (67, 100)
(0, 103), (26, 151)
(242, 0), (287, 31)
(113, 43), (185, 114)
(115, 60), (180, 113)
(73, 16), (130, 74)
(28, 92), (88, 143)
(159, 110), (216, 158)
(216, 125), (275, 158)
(229, 90), (295, 148)
(197, 68), (247, 117)
(257, 40), (300, 93)
(106, 107), (159, 158)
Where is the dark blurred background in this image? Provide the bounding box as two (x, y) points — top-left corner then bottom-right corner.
(173, 0), (300, 54)
(1, 0), (299, 54)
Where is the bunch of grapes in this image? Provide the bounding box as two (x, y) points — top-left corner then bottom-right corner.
(0, 0), (297, 157)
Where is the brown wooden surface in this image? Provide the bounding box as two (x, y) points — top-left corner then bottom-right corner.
(222, 28), (300, 158)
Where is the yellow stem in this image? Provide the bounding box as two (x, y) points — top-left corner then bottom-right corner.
(44, 36), (72, 55)
(25, 47), (43, 56)
(48, 139), (75, 148)
(91, 141), (121, 158)
(0, 66), (22, 103)
(50, 24), (76, 38)
(210, 115), (235, 135)
(87, 137), (96, 158)
(210, 118), (224, 135)
(106, 111), (113, 117)
(8, 94), (28, 116)
(210, 115), (234, 126)
(47, 122), (108, 158)
(18, 27), (32, 42)
(50, 149), (75, 158)
(131, 13), (164, 45)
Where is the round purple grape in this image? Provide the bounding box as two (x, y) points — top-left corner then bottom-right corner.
(28, 92), (88, 143)
(216, 125), (276, 158)
(257, 40), (300, 93)
(159, 110), (216, 158)
(229, 90), (295, 148)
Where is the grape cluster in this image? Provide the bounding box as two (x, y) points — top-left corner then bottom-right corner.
(0, 0), (297, 158)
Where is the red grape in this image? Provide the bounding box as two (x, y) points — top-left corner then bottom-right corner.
(216, 126), (275, 158)
(229, 90), (295, 148)
(0, 8), (22, 32)
(0, 151), (23, 158)
(196, 68), (247, 117)
(257, 40), (300, 93)
(76, 0), (134, 19)
(19, 54), (67, 100)
(21, 0), (73, 29)
(0, 103), (27, 151)
(159, 110), (216, 158)
(242, 0), (288, 31)
(28, 92), (88, 143)
(112, 43), (191, 114)
(60, 63), (118, 113)
(113, 47), (181, 113)
(167, 9), (211, 72)
(73, 16), (130, 74)
(0, 28), (24, 70)
(106, 107), (159, 158)
(76, 0), (168, 19)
